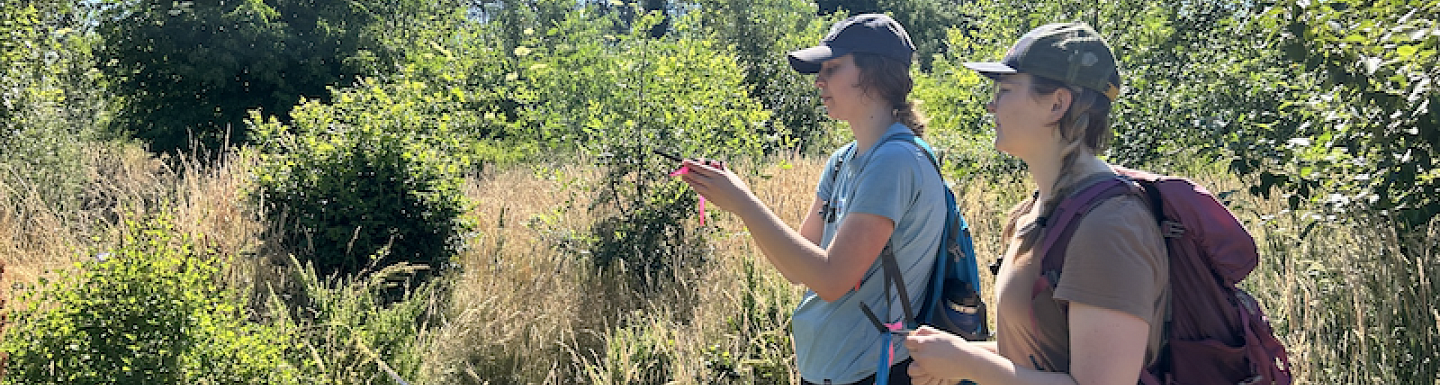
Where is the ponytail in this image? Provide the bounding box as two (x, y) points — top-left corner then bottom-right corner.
(853, 53), (927, 136)
(896, 100), (929, 137)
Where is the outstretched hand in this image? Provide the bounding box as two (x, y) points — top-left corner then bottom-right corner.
(676, 159), (756, 214)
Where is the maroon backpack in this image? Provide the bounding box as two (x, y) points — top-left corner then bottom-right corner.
(1026, 166), (1293, 384)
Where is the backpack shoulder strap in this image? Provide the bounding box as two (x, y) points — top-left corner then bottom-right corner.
(823, 142), (858, 223)
(832, 142), (857, 180)
(870, 133), (945, 328)
(1036, 175), (1143, 285)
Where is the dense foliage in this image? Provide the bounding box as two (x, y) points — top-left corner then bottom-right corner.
(929, 0), (1439, 234)
(0, 217), (297, 384)
(1250, 0), (1439, 232)
(0, 0), (108, 213)
(249, 78), (478, 281)
(1, 0), (1436, 383)
(96, 0), (463, 154)
(501, 8), (779, 287)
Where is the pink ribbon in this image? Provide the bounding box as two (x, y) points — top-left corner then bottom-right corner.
(669, 165), (706, 225)
(885, 321), (904, 364)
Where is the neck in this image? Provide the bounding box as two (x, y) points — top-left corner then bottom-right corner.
(850, 104), (899, 155)
(1026, 148), (1111, 202)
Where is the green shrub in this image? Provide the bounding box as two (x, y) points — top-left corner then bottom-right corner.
(673, 0), (841, 155)
(95, 0), (465, 155)
(0, 1), (110, 217)
(0, 216), (297, 385)
(507, 10), (776, 290)
(249, 77), (478, 281)
(912, 51), (1025, 180)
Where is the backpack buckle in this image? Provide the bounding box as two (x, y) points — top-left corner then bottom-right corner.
(1161, 220), (1185, 238)
(821, 202), (838, 223)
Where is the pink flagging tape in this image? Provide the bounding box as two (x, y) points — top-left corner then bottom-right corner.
(885, 321), (903, 364)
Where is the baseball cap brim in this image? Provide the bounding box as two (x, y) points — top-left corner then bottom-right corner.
(962, 61), (1018, 79)
(787, 45), (853, 74)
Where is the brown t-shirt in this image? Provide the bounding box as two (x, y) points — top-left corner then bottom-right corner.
(994, 194), (1169, 374)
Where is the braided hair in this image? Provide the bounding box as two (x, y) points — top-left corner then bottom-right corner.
(1000, 76), (1114, 254)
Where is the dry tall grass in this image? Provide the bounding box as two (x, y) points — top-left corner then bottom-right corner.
(2, 141), (1436, 384)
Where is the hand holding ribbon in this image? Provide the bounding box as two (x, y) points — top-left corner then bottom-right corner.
(673, 159), (758, 219)
(667, 164), (708, 225)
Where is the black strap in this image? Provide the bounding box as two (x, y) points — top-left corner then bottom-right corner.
(1139, 180), (1166, 226)
(874, 136), (938, 328)
(824, 143), (858, 223)
(841, 134), (938, 329)
(859, 302), (888, 333)
(881, 246), (916, 325)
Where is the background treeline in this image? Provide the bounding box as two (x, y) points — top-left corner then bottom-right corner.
(0, 0), (1435, 384)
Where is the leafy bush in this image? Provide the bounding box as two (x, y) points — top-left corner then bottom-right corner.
(506, 9), (776, 289)
(95, 0), (464, 155)
(912, 47), (1025, 179)
(249, 77), (477, 281)
(0, 1), (110, 216)
(1238, 0), (1440, 233)
(673, 0), (840, 154)
(0, 216), (297, 384)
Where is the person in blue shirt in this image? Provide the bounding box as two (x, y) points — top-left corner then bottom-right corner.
(678, 13), (947, 385)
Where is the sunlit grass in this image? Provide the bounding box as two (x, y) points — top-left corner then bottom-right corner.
(1, 141), (1435, 383)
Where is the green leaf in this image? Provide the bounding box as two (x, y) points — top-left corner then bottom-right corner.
(1396, 45), (1418, 58)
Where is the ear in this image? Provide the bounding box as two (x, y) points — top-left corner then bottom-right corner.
(1046, 87), (1074, 124)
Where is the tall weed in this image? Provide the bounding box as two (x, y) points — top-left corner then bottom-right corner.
(261, 255), (441, 385)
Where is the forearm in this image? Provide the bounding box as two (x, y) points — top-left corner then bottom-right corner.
(732, 196), (831, 286)
(909, 331), (1076, 385)
(970, 340), (999, 355)
(952, 348), (1077, 385)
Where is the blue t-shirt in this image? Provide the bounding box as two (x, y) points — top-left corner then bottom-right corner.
(793, 123), (948, 384)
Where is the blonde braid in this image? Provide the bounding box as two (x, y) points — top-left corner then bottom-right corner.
(1000, 81), (1112, 255)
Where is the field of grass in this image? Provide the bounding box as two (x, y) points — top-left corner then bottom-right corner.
(1, 141), (1435, 384)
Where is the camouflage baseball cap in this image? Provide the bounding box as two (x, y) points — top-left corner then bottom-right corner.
(964, 23), (1121, 101)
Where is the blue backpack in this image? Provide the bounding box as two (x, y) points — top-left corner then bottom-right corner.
(835, 135), (990, 384)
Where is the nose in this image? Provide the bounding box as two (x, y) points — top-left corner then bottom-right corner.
(814, 74), (826, 89)
(985, 97), (997, 113)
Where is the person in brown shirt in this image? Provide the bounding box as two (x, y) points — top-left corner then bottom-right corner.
(900, 23), (1169, 385)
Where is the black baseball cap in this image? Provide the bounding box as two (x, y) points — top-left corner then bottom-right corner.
(964, 23), (1122, 101)
(787, 14), (916, 74)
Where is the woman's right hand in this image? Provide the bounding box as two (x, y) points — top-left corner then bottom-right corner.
(677, 159), (757, 214)
(904, 326), (979, 381)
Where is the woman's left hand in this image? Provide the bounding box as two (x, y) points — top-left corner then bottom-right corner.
(676, 159), (756, 214)
(907, 360), (955, 385)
